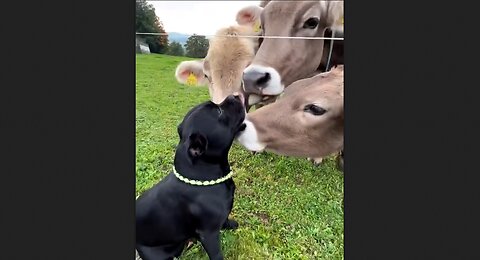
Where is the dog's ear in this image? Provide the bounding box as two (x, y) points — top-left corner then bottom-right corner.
(188, 133), (208, 157)
(177, 122), (183, 139)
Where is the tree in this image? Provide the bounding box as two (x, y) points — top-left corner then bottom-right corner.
(184, 34), (209, 58)
(167, 41), (185, 56)
(136, 0), (168, 54)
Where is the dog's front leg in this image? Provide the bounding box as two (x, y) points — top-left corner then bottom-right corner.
(221, 218), (238, 230)
(198, 231), (223, 260)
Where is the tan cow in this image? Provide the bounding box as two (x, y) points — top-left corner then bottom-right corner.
(237, 65), (344, 169)
(175, 5), (263, 105)
(242, 0), (344, 102)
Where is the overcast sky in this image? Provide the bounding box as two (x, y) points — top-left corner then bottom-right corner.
(149, 1), (260, 35)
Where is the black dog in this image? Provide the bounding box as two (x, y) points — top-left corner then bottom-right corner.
(136, 94), (246, 260)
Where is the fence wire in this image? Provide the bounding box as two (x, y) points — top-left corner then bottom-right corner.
(136, 32), (344, 41)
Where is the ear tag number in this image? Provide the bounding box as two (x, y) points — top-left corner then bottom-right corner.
(186, 72), (197, 86)
(253, 20), (261, 33)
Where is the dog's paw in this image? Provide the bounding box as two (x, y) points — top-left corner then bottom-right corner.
(308, 157), (323, 166)
(222, 219), (239, 230)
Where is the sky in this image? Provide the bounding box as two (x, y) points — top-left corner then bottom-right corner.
(149, 1), (260, 35)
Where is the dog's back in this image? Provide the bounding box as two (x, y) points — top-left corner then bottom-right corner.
(136, 174), (194, 245)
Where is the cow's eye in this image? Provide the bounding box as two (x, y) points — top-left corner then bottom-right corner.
(204, 74), (211, 82)
(303, 17), (320, 29)
(304, 104), (326, 115)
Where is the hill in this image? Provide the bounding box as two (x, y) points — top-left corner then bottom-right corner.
(167, 32), (190, 47)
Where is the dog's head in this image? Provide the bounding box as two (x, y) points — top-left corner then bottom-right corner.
(176, 94), (246, 162)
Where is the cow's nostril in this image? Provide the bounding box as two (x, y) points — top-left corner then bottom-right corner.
(256, 72), (271, 86)
(243, 70), (272, 95)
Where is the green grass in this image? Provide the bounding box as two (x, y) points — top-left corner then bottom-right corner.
(136, 54), (344, 259)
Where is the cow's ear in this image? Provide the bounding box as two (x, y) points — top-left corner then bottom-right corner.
(175, 60), (208, 86)
(323, 1), (344, 28)
(236, 5), (263, 26)
(188, 132), (208, 158)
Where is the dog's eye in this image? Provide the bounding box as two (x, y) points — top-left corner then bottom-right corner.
(304, 104), (326, 116)
(303, 17), (320, 29)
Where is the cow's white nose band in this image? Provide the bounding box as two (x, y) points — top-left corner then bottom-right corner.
(236, 120), (266, 151)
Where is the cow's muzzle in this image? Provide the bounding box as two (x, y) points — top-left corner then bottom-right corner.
(242, 64), (285, 98)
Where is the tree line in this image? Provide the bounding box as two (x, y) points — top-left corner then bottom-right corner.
(136, 0), (209, 58)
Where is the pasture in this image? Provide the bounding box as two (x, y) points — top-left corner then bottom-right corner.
(136, 54), (344, 259)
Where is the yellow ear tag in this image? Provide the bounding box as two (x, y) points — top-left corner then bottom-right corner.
(340, 16), (344, 25)
(186, 72), (197, 86)
(253, 20), (261, 33)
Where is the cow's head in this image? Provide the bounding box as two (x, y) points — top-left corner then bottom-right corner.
(243, 1), (343, 98)
(175, 5), (263, 105)
(237, 65), (344, 159)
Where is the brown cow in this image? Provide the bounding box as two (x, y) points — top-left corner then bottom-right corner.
(175, 5), (263, 105)
(237, 65), (344, 169)
(242, 0), (344, 101)
(258, 0), (344, 73)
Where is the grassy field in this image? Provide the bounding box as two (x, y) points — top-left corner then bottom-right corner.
(136, 54), (344, 259)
